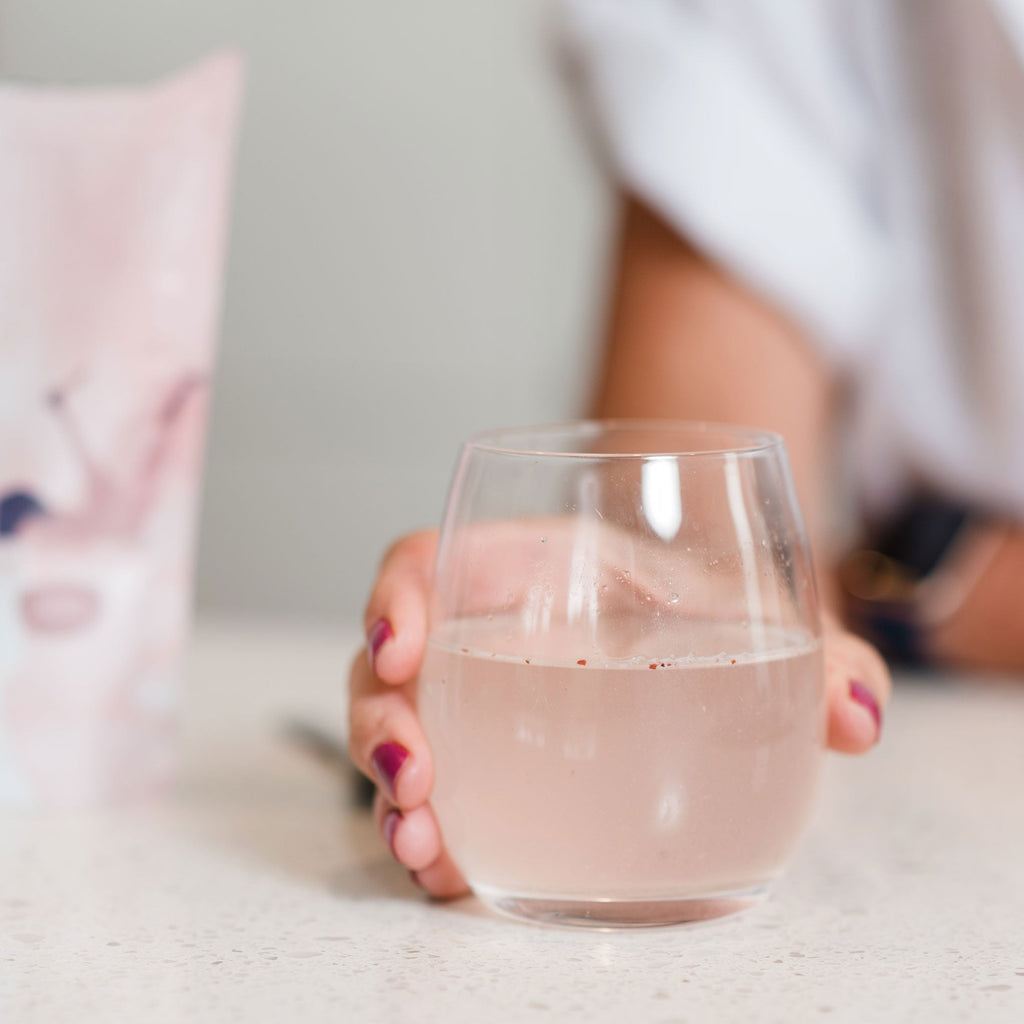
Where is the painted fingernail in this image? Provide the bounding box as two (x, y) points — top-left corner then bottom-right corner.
(382, 809), (402, 859)
(368, 618), (393, 670)
(371, 742), (409, 801)
(849, 679), (882, 736)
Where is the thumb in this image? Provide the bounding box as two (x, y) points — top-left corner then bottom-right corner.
(823, 614), (892, 754)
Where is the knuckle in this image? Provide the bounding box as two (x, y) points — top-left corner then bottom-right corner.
(347, 648), (370, 689)
(348, 698), (390, 762)
(380, 535), (410, 568)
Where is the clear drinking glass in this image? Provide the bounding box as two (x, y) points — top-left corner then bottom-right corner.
(418, 421), (826, 928)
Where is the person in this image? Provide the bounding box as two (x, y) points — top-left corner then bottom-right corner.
(348, 0), (1024, 897)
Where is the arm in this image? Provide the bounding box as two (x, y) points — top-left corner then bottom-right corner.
(594, 196), (888, 747)
(593, 197), (835, 550)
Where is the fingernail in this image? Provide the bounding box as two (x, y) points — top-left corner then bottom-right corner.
(849, 679), (882, 736)
(371, 742), (409, 802)
(368, 618), (393, 671)
(382, 809), (402, 858)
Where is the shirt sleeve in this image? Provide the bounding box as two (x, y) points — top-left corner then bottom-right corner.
(557, 0), (888, 368)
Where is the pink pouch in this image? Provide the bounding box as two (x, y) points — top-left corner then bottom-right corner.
(0, 52), (244, 806)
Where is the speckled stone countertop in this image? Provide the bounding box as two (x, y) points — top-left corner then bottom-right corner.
(3, 621), (1024, 1023)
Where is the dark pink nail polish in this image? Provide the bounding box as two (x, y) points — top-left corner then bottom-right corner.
(368, 618), (393, 670)
(849, 679), (882, 735)
(382, 809), (402, 858)
(371, 742), (409, 801)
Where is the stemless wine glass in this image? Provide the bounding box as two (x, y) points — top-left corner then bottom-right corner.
(418, 421), (826, 928)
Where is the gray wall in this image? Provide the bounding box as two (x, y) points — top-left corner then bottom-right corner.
(0, 0), (611, 623)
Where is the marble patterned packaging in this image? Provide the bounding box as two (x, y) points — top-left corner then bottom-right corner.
(0, 52), (243, 806)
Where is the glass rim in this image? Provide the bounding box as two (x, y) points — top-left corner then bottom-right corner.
(464, 419), (786, 460)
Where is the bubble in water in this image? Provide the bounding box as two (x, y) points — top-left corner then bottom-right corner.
(668, 593), (679, 604)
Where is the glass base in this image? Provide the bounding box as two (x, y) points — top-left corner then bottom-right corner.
(472, 883), (769, 930)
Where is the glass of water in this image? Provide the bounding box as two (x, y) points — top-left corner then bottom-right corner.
(418, 421), (826, 928)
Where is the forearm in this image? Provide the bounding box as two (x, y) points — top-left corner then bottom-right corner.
(591, 196), (839, 573)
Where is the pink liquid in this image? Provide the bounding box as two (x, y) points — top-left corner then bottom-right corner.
(419, 620), (825, 907)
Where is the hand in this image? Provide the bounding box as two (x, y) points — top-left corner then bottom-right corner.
(347, 530), (467, 898)
(347, 531), (891, 899)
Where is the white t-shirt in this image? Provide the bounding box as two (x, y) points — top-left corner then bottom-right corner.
(560, 0), (1024, 523)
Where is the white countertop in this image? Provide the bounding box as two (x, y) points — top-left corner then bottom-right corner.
(3, 619), (1024, 1023)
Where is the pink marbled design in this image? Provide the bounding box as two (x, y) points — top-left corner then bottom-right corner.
(0, 53), (244, 807)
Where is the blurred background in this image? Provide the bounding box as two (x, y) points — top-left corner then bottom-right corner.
(0, 0), (610, 623)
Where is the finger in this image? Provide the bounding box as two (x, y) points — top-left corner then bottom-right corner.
(348, 651), (434, 809)
(824, 626), (892, 754)
(373, 795), (442, 872)
(373, 792), (469, 899)
(363, 530), (438, 684)
(410, 853), (470, 900)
